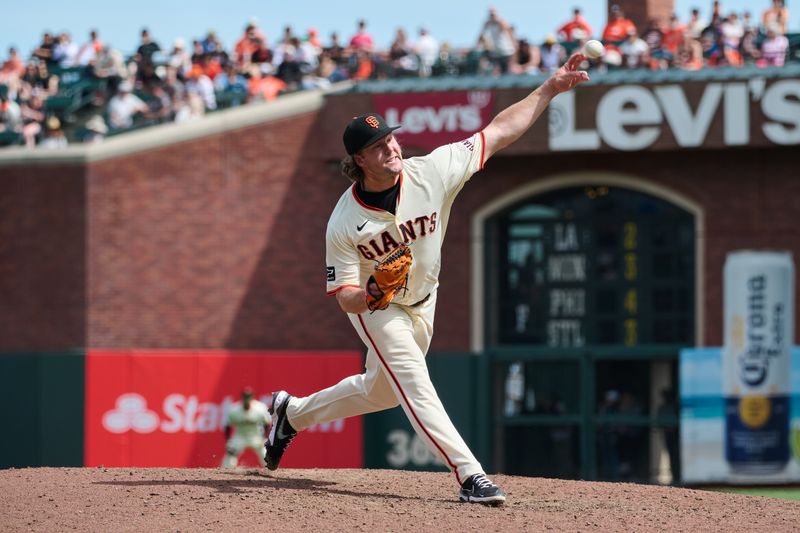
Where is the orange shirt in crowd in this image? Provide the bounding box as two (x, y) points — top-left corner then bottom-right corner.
(558, 16), (593, 41)
(248, 74), (286, 101)
(603, 18), (636, 42)
(0, 57), (25, 79)
(662, 24), (686, 54)
(198, 60), (222, 80)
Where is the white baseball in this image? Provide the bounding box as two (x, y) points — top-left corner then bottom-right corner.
(583, 39), (605, 59)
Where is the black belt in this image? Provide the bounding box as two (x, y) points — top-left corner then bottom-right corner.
(410, 293), (431, 307)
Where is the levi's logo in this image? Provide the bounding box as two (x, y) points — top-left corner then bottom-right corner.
(365, 115), (380, 128)
(327, 266), (336, 282)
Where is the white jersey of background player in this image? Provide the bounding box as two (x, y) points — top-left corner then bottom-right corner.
(221, 388), (270, 468)
(264, 53), (590, 505)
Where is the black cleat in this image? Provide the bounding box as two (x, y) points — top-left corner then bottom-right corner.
(459, 473), (506, 505)
(264, 391), (297, 471)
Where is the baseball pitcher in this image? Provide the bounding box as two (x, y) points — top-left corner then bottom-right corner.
(221, 387), (271, 468)
(265, 53), (590, 504)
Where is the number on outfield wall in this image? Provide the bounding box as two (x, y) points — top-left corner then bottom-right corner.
(386, 429), (437, 467)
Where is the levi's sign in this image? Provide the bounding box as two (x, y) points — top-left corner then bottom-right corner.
(549, 79), (800, 151)
(374, 91), (495, 151)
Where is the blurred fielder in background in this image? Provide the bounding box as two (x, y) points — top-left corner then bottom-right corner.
(221, 387), (270, 468)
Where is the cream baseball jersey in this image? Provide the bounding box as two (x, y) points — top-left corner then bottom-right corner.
(224, 400), (270, 439)
(326, 132), (486, 305)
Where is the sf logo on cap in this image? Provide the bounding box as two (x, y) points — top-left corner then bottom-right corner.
(365, 116), (380, 128)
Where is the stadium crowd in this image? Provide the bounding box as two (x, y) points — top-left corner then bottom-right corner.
(0, 1), (796, 148)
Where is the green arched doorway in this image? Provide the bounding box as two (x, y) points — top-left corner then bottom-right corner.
(483, 183), (697, 483)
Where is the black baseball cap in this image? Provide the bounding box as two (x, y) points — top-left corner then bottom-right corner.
(343, 113), (401, 155)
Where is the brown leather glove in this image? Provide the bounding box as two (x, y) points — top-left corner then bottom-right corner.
(365, 244), (412, 312)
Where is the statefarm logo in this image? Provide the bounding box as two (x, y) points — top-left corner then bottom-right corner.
(383, 91), (493, 135)
(101, 392), (345, 434)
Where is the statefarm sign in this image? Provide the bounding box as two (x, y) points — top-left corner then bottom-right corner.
(373, 90), (495, 151)
(548, 78), (800, 151)
(85, 350), (363, 468)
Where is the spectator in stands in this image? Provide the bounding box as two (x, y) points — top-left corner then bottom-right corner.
(415, 28), (439, 78)
(246, 65), (287, 102)
(350, 48), (376, 80)
(137, 59), (161, 88)
(662, 14), (687, 60)
(279, 26), (297, 46)
(202, 30), (223, 55)
(143, 84), (173, 124)
(108, 80), (148, 129)
(77, 30), (103, 68)
(82, 114), (107, 143)
(388, 28), (417, 77)
(686, 7), (706, 40)
(742, 11), (756, 32)
(619, 27), (650, 68)
(297, 34), (322, 74)
(509, 38), (541, 74)
(641, 18), (668, 68)
(318, 48), (349, 82)
(0, 87), (22, 137)
(135, 28), (160, 73)
(191, 39), (206, 65)
(275, 41), (304, 89)
(234, 22), (266, 66)
(600, 47), (624, 70)
(700, 9), (723, 43)
(39, 116), (67, 149)
(350, 19), (375, 52)
(558, 7), (594, 42)
(302, 28), (320, 49)
(195, 53), (223, 81)
(174, 91), (205, 122)
(389, 28), (411, 61)
(272, 36), (295, 72)
(20, 93), (45, 148)
(32, 32), (57, 67)
(53, 32), (79, 68)
(759, 24), (789, 66)
(21, 60), (58, 98)
(761, 0), (789, 35)
(603, 5), (636, 43)
(325, 32), (347, 67)
(0, 48), (26, 87)
(700, 14), (726, 66)
(721, 13), (744, 66)
(162, 65), (186, 109)
(91, 45), (125, 94)
(167, 38), (192, 79)
(680, 36), (705, 70)
(186, 65), (216, 111)
(540, 35), (566, 72)
(215, 63), (246, 91)
(250, 37), (273, 67)
(740, 26), (762, 64)
(478, 7), (516, 74)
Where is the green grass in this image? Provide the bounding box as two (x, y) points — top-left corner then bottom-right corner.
(707, 486), (800, 501)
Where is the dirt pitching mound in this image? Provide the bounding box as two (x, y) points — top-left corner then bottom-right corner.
(1, 468), (798, 532)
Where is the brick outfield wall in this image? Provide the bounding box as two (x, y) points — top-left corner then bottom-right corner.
(0, 117), (798, 352)
(0, 166), (87, 350)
